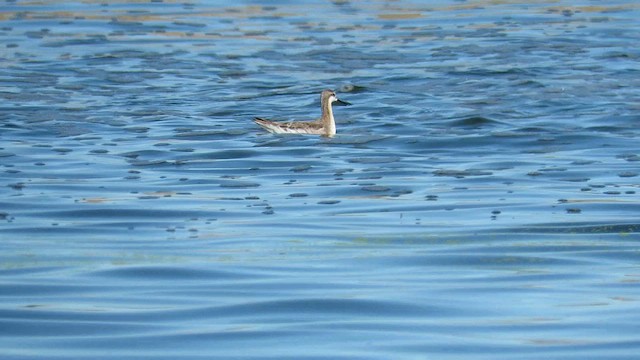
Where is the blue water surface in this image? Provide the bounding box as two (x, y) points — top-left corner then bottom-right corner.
(1, 0), (639, 359)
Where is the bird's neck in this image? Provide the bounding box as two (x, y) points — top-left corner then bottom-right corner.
(321, 101), (336, 137)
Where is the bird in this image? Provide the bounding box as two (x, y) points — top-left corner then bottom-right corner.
(254, 89), (351, 137)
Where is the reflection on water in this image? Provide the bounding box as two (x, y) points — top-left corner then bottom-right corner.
(1, 1), (639, 359)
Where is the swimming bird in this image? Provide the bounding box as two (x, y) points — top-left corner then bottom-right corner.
(254, 89), (350, 137)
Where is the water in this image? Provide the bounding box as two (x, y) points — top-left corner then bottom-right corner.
(1, 0), (639, 359)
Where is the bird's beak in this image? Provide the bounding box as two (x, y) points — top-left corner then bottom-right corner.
(334, 99), (351, 106)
